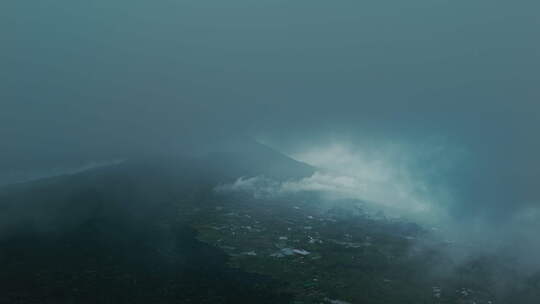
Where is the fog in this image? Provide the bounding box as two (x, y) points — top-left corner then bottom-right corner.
(2, 0), (539, 280)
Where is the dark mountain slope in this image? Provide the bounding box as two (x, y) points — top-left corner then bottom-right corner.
(0, 141), (312, 304)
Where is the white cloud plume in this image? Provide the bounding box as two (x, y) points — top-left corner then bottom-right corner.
(216, 142), (454, 220)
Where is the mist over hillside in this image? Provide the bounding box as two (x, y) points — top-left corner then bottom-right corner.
(1, 143), (539, 303)
(2, 0), (538, 303)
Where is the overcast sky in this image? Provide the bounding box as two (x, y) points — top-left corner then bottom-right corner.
(2, 0), (539, 223)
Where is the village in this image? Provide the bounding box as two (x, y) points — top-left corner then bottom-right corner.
(178, 191), (495, 304)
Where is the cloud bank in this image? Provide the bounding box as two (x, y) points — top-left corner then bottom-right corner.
(217, 141), (457, 222)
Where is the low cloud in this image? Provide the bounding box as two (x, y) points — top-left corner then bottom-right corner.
(0, 159), (126, 187)
(217, 165), (444, 222)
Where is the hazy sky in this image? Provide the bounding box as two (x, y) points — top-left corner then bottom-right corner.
(2, 0), (539, 222)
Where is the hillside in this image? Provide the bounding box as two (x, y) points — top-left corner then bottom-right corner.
(0, 144), (538, 303)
